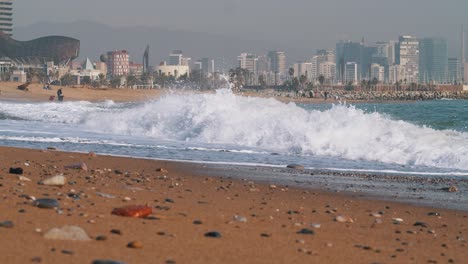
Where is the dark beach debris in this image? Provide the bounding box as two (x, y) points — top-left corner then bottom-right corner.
(64, 162), (88, 172)
(297, 228), (315, 235)
(61, 249), (74, 255)
(260, 233), (271, 238)
(111, 205), (152, 218)
(9, 167), (23, 175)
(164, 198), (175, 203)
(92, 260), (127, 264)
(0, 220), (14, 228)
(441, 186), (458, 192)
(127, 241), (144, 249)
(428, 212), (440, 216)
(193, 220), (203, 225)
(110, 229), (122, 235)
(34, 198), (60, 209)
(413, 222), (429, 228)
(96, 235), (108, 241)
(286, 164), (304, 170)
(204, 231), (222, 238)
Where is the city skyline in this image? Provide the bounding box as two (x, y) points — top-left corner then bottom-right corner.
(14, 0), (468, 58)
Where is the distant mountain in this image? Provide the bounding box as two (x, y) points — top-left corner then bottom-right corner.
(13, 20), (285, 70)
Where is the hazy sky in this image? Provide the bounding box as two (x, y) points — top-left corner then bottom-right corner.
(14, 0), (468, 56)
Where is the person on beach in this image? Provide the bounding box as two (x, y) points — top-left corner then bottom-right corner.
(57, 88), (64, 102)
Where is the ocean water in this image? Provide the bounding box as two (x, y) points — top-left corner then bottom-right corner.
(0, 89), (467, 178)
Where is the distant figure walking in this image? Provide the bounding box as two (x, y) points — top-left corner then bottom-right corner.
(57, 88), (64, 102)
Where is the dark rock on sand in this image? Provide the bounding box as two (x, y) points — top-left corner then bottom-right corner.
(127, 241), (144, 249)
(92, 260), (127, 264)
(34, 198), (59, 209)
(0, 220), (14, 228)
(110, 229), (122, 235)
(297, 228), (315, 235)
(204, 231), (222, 238)
(9, 167), (23, 175)
(414, 222), (429, 228)
(193, 220), (203, 225)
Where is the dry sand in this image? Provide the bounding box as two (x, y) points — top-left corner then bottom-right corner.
(0, 146), (466, 264)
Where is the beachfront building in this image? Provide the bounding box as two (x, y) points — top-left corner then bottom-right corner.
(419, 37), (448, 84)
(370, 63), (385, 83)
(129, 62), (144, 76)
(238, 53), (258, 74)
(344, 62), (358, 84)
(398, 35), (419, 83)
(194, 57), (215, 74)
(389, 65), (405, 84)
(268, 51), (286, 75)
(106, 50), (129, 77)
(336, 41), (363, 83)
(448, 58), (461, 84)
(0, 0), (13, 36)
(375, 41), (397, 66)
(318, 61), (336, 84)
(293, 62), (313, 81)
(310, 50), (335, 82)
(69, 58), (105, 83)
(157, 61), (190, 78)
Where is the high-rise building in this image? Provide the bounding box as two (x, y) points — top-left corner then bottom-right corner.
(142, 45), (150, 73)
(106, 50), (129, 76)
(293, 62), (313, 81)
(448, 58), (461, 84)
(238, 53), (258, 74)
(256, 55), (271, 74)
(336, 41), (363, 83)
(0, 0), (13, 36)
(419, 37), (448, 84)
(344, 62), (358, 84)
(318, 61), (336, 83)
(194, 57), (215, 73)
(398, 35), (419, 83)
(370, 63), (385, 83)
(268, 51), (286, 75)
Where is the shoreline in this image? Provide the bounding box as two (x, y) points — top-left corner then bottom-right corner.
(0, 146), (466, 263)
(1, 81), (466, 104)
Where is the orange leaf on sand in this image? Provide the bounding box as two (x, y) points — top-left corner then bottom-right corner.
(111, 205), (152, 218)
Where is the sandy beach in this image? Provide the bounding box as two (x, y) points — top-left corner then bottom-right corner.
(0, 146), (466, 264)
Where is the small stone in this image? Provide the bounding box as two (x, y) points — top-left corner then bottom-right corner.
(68, 193), (80, 200)
(122, 197), (131, 201)
(233, 215), (247, 223)
(34, 198), (59, 209)
(204, 231), (222, 238)
(9, 167), (23, 175)
(156, 168), (168, 173)
(297, 228), (315, 235)
(164, 198), (174, 203)
(335, 215), (354, 223)
(61, 249), (74, 255)
(114, 170), (123, 175)
(428, 212), (440, 216)
(260, 233), (271, 237)
(392, 218), (404, 224)
(286, 164), (304, 170)
(269, 184), (277, 189)
(30, 257), (42, 263)
(413, 222), (429, 228)
(111, 205), (152, 218)
(47, 147), (57, 150)
(448, 186), (458, 193)
(127, 241), (143, 249)
(0, 221), (14, 228)
(43, 225), (91, 241)
(92, 260), (127, 264)
(311, 223), (321, 229)
(41, 175), (67, 186)
(193, 220), (203, 225)
(96, 192), (116, 199)
(110, 229), (122, 235)
(64, 162), (88, 172)
(18, 176), (32, 182)
(96, 235), (108, 241)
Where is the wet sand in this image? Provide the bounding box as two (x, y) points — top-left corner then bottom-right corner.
(0, 146), (466, 263)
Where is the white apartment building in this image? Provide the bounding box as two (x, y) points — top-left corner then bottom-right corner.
(370, 63), (385, 82)
(238, 53), (258, 74)
(293, 62), (313, 81)
(318, 61), (336, 83)
(0, 0), (13, 36)
(389, 64), (405, 84)
(399, 36), (419, 83)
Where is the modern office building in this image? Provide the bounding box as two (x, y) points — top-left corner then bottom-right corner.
(256, 55), (271, 74)
(398, 36), (419, 83)
(0, 0), (13, 36)
(106, 50), (129, 76)
(267, 51), (286, 75)
(419, 37), (448, 84)
(389, 65), (405, 84)
(447, 58), (460, 84)
(293, 62), (313, 81)
(318, 61), (336, 83)
(370, 63), (385, 82)
(336, 41), (363, 83)
(238, 53), (258, 74)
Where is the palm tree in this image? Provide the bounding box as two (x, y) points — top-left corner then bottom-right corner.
(299, 75), (307, 89)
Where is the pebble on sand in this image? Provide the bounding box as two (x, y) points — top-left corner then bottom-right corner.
(43, 225), (91, 241)
(127, 241), (144, 249)
(0, 221), (14, 228)
(111, 205), (152, 218)
(40, 175), (67, 186)
(9, 167), (23, 175)
(335, 215), (354, 223)
(204, 231), (222, 238)
(297, 228), (315, 235)
(92, 260), (127, 264)
(64, 162), (88, 172)
(34, 198), (60, 209)
(233, 215), (248, 223)
(18, 176), (32, 182)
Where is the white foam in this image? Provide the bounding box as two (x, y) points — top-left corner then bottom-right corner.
(1, 90), (468, 170)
